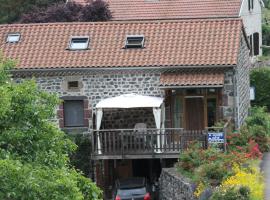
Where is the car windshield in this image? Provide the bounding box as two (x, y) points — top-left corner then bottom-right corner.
(117, 187), (146, 197)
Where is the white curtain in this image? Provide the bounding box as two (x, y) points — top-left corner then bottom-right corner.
(96, 108), (103, 154)
(161, 103), (166, 146)
(153, 107), (162, 153)
(96, 109), (103, 130)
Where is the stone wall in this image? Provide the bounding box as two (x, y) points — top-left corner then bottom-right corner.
(15, 68), (240, 130)
(102, 108), (155, 129)
(221, 69), (235, 120)
(159, 168), (196, 200)
(235, 35), (251, 127)
(33, 72), (164, 130)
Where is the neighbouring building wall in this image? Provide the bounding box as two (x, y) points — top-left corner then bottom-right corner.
(31, 72), (164, 130)
(235, 35), (251, 127)
(240, 0), (263, 56)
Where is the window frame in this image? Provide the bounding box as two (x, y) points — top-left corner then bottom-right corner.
(63, 100), (85, 127)
(68, 36), (90, 50)
(6, 33), (21, 43)
(125, 35), (145, 49)
(59, 96), (89, 129)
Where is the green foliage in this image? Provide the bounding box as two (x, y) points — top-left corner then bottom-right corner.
(210, 186), (251, 200)
(198, 162), (228, 185)
(0, 55), (102, 199)
(70, 135), (93, 177)
(250, 68), (270, 110)
(226, 106), (270, 153)
(0, 159), (101, 200)
(0, 0), (63, 24)
(178, 143), (244, 185)
(246, 107), (270, 152)
(262, 24), (270, 48)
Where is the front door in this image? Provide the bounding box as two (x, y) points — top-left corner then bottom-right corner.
(185, 97), (204, 130)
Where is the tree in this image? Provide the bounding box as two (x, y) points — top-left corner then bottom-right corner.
(0, 0), (64, 24)
(250, 67), (270, 111)
(0, 55), (102, 199)
(19, 0), (112, 23)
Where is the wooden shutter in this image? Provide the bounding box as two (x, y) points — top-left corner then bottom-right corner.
(253, 32), (259, 56)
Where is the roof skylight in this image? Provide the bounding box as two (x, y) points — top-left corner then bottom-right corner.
(6, 33), (20, 43)
(125, 35), (145, 49)
(69, 37), (89, 50)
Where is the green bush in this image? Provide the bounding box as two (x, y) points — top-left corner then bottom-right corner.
(198, 162), (228, 186)
(0, 55), (102, 199)
(210, 186), (250, 200)
(262, 24), (270, 48)
(250, 68), (270, 110)
(246, 107), (270, 152)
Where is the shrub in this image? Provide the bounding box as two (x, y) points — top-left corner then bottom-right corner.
(246, 107), (270, 152)
(226, 107), (270, 153)
(178, 143), (203, 172)
(197, 162), (229, 186)
(218, 164), (264, 200)
(210, 186), (251, 200)
(262, 24), (270, 48)
(250, 68), (270, 110)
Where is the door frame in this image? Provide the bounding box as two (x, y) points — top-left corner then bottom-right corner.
(170, 88), (220, 129)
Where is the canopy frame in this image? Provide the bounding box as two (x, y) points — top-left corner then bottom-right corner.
(95, 94), (165, 154)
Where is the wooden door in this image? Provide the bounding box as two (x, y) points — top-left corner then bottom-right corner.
(185, 97), (204, 130)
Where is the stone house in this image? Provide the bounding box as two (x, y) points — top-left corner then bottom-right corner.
(0, 18), (250, 198)
(72, 0), (264, 57)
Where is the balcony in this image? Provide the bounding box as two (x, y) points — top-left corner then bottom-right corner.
(91, 128), (208, 159)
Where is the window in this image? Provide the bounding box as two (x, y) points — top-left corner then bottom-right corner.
(6, 33), (20, 43)
(172, 96), (183, 128)
(68, 81), (79, 89)
(125, 35), (145, 48)
(249, 35), (253, 56)
(253, 32), (259, 56)
(248, 0), (254, 10)
(69, 37), (89, 50)
(64, 100), (84, 127)
(207, 98), (217, 127)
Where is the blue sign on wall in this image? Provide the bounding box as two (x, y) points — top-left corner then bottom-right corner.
(208, 132), (224, 143)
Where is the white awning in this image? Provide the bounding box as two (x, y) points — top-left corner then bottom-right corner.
(96, 93), (163, 109)
(95, 93), (165, 154)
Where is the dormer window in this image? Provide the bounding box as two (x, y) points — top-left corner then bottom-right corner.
(69, 37), (89, 50)
(6, 33), (20, 43)
(125, 35), (145, 49)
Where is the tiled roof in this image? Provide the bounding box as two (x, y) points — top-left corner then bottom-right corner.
(0, 19), (243, 70)
(160, 72), (225, 87)
(71, 0), (242, 20)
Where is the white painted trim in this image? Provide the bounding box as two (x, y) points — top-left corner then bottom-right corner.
(239, 0), (244, 16)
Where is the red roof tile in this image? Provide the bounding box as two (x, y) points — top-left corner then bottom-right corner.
(160, 72), (225, 87)
(0, 19), (243, 70)
(72, 0), (242, 20)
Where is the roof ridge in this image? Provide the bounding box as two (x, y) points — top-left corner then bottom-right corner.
(0, 18), (242, 27)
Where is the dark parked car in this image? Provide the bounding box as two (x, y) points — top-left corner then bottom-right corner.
(113, 177), (152, 200)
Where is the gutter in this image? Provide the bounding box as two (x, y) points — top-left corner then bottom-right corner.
(159, 85), (224, 89)
(11, 65), (235, 76)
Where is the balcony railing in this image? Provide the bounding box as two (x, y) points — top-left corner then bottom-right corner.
(91, 128), (208, 159)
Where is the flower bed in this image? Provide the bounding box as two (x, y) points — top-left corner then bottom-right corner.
(177, 107), (269, 200)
